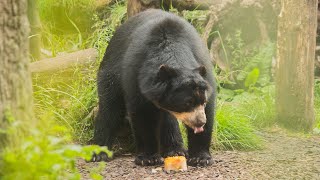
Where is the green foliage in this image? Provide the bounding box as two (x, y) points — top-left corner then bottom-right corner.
(2, 2), (128, 176)
(244, 68), (260, 88)
(314, 80), (320, 130)
(39, 0), (96, 34)
(213, 101), (262, 150)
(33, 1), (127, 144)
(218, 85), (275, 128)
(218, 30), (275, 88)
(88, 2), (127, 57)
(39, 0), (126, 57)
(33, 66), (97, 144)
(0, 118), (111, 180)
(235, 85), (276, 128)
(179, 122), (188, 149)
(181, 10), (208, 33)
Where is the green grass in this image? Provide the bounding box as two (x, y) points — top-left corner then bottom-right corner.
(314, 80), (320, 129)
(39, 0), (96, 34)
(213, 101), (263, 150)
(88, 2), (127, 57)
(33, 65), (98, 144)
(34, 1), (127, 143)
(234, 86), (276, 128)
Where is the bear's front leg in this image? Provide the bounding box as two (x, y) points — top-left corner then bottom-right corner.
(160, 111), (187, 158)
(187, 99), (215, 167)
(129, 104), (163, 166)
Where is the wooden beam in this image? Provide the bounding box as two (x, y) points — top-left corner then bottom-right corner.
(30, 48), (98, 73)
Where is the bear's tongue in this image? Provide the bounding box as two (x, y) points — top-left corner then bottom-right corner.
(194, 126), (204, 134)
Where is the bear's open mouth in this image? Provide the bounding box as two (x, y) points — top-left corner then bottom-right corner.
(193, 126), (204, 134)
(166, 105), (206, 134)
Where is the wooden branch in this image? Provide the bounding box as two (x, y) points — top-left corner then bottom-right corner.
(30, 48), (98, 73)
(201, 13), (216, 42)
(316, 56), (320, 68)
(96, 0), (113, 8)
(209, 38), (229, 71)
(165, 0), (215, 11)
(257, 17), (270, 44)
(201, 1), (237, 41)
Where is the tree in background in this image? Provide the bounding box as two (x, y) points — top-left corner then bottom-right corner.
(0, 0), (34, 149)
(276, 0), (317, 131)
(28, 0), (41, 60)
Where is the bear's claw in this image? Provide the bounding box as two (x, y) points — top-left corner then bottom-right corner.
(187, 151), (213, 167)
(89, 152), (111, 162)
(134, 153), (164, 166)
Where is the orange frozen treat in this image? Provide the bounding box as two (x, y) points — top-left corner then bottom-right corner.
(164, 156), (187, 172)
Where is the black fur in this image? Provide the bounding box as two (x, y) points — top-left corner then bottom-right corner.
(92, 9), (216, 167)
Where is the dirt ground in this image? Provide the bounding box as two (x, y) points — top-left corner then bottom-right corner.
(78, 128), (320, 180)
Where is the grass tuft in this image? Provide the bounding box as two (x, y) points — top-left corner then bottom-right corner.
(213, 101), (263, 150)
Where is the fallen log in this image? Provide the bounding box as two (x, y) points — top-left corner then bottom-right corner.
(127, 0), (217, 18)
(30, 48), (98, 73)
(163, 0), (215, 11)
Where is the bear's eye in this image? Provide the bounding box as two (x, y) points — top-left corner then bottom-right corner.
(186, 99), (194, 106)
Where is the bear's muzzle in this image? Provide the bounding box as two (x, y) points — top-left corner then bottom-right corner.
(168, 105), (206, 134)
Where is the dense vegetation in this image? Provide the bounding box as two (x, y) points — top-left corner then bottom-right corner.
(1, 0), (319, 179)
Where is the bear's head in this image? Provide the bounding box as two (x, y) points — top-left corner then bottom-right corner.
(140, 64), (212, 134)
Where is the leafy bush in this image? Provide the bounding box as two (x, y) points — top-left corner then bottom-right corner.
(216, 30), (275, 89)
(0, 117), (111, 180)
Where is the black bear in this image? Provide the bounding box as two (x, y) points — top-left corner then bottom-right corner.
(92, 9), (216, 167)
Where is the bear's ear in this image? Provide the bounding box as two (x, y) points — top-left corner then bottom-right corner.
(197, 65), (207, 77)
(158, 64), (176, 81)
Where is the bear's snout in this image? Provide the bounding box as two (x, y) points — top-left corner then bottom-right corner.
(169, 105), (207, 133)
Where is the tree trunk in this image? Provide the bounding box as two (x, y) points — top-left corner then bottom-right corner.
(127, 0), (160, 18)
(28, 0), (41, 60)
(0, 0), (34, 148)
(276, 0), (317, 131)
